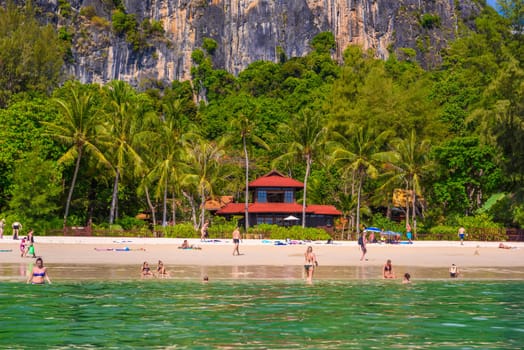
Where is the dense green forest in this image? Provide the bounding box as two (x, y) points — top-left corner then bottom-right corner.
(0, 1), (522, 236)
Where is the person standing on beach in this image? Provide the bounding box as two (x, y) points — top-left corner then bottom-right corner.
(304, 246), (318, 283)
(20, 237), (27, 257)
(406, 223), (412, 243)
(27, 257), (51, 284)
(0, 218), (5, 238)
(458, 227), (466, 245)
(201, 221), (209, 241)
(358, 232), (367, 261)
(232, 227), (241, 256)
(25, 229), (36, 258)
(12, 221), (22, 240)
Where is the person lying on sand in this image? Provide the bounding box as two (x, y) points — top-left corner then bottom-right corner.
(499, 243), (517, 249)
(178, 240), (201, 250)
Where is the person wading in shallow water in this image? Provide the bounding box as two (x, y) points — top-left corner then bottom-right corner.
(27, 257), (51, 284)
(449, 264), (460, 278)
(304, 246), (318, 284)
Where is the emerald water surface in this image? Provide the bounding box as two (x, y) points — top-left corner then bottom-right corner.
(1, 280), (523, 348)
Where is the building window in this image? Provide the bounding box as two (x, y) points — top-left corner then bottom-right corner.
(257, 216), (274, 224)
(284, 190), (293, 203)
(267, 191), (285, 203)
(258, 190), (267, 203)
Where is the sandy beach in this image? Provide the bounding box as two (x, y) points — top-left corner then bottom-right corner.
(1, 237), (523, 281)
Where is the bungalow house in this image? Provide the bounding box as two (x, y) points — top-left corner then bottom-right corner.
(215, 170), (341, 231)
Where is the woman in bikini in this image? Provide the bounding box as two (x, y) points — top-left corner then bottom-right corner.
(27, 257), (51, 284)
(304, 246), (318, 283)
(156, 260), (170, 278)
(141, 261), (154, 278)
(383, 259), (395, 279)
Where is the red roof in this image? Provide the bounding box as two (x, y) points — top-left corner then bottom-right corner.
(249, 170), (304, 188)
(216, 203), (341, 216)
(306, 205), (342, 215)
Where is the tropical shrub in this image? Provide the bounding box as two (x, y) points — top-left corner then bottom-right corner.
(248, 224), (330, 241)
(116, 216), (147, 230)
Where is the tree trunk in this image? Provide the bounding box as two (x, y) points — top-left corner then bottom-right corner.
(243, 135), (249, 233)
(172, 192), (176, 226)
(63, 146), (83, 232)
(302, 156), (311, 228)
(109, 169), (119, 225)
(405, 186), (410, 235)
(182, 190), (198, 230)
(199, 184), (206, 230)
(356, 175), (362, 234)
(145, 186), (157, 232)
(412, 181), (417, 239)
(162, 178), (168, 227)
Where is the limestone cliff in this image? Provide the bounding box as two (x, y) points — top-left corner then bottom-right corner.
(16, 0), (483, 86)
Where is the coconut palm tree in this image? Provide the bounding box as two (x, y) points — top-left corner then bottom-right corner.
(145, 100), (190, 227)
(44, 82), (110, 230)
(229, 110), (269, 233)
(330, 124), (392, 234)
(379, 129), (433, 238)
(184, 137), (229, 230)
(273, 109), (328, 228)
(103, 80), (145, 224)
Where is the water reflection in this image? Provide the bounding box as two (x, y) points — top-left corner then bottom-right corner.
(0, 263), (523, 282)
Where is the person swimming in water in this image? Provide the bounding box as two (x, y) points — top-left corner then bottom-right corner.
(402, 272), (411, 284)
(26, 257), (51, 284)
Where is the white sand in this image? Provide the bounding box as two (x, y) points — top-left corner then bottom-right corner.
(1, 236), (523, 268)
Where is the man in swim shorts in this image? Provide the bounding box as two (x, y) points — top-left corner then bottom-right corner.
(458, 227), (466, 245)
(12, 221), (22, 240)
(406, 223), (412, 243)
(232, 227), (241, 256)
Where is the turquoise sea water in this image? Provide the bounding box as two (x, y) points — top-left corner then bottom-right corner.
(1, 280), (523, 349)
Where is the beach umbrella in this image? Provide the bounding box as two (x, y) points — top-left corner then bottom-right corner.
(284, 215), (300, 221)
(364, 227), (381, 233)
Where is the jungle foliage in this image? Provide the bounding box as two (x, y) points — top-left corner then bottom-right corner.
(0, 1), (522, 238)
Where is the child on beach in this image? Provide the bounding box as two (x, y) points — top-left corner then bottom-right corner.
(25, 229), (36, 258)
(20, 237), (26, 257)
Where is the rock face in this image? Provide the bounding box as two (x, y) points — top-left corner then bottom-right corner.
(17, 0), (482, 86)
